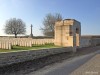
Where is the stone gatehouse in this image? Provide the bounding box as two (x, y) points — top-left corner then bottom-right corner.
(54, 19), (81, 52)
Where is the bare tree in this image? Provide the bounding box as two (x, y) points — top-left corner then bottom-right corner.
(41, 13), (62, 36)
(4, 18), (26, 38)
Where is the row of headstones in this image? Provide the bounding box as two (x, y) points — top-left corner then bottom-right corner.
(0, 41), (32, 50)
(31, 39), (54, 45)
(6, 39), (54, 46)
(0, 38), (54, 50)
(0, 42), (11, 50)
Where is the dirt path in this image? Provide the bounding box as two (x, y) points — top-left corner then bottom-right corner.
(0, 46), (100, 75)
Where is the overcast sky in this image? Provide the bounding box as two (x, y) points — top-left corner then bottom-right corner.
(0, 0), (100, 36)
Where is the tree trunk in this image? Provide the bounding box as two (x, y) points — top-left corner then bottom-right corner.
(15, 34), (17, 38)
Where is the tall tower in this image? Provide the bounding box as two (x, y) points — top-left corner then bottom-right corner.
(54, 19), (81, 52)
(30, 24), (33, 38)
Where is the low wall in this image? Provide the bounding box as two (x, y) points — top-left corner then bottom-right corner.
(80, 37), (100, 48)
(0, 47), (72, 67)
(91, 38), (100, 46)
(80, 37), (91, 48)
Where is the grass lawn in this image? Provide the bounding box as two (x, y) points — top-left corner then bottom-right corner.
(0, 44), (61, 53)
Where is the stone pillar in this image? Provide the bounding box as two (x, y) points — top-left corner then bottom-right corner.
(30, 24), (33, 38)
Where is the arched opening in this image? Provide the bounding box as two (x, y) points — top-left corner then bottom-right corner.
(76, 28), (79, 34)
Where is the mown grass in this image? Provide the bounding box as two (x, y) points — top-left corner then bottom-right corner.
(0, 43), (60, 53)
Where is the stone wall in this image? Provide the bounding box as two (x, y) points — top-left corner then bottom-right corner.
(0, 47), (72, 67)
(80, 37), (91, 48)
(91, 38), (100, 46)
(80, 37), (100, 48)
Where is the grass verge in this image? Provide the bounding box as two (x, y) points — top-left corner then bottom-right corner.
(0, 44), (60, 53)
